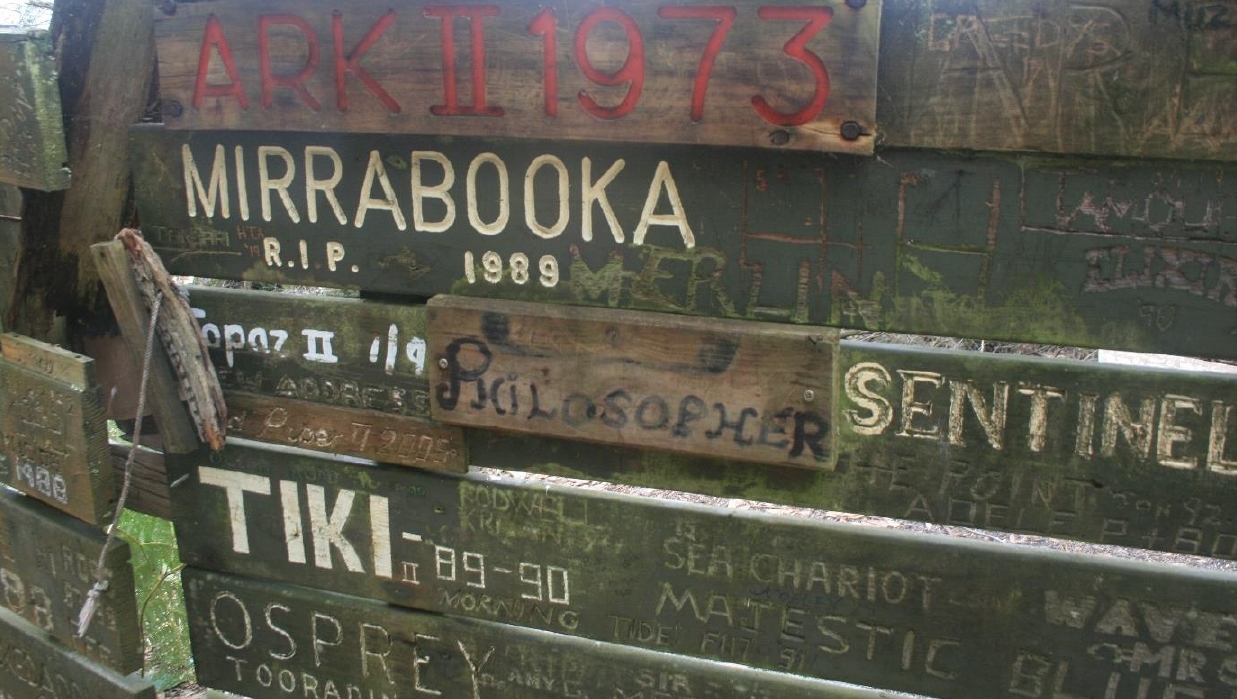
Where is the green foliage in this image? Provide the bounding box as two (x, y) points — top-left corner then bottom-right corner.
(117, 510), (194, 690)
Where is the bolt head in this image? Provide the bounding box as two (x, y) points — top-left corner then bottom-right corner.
(840, 121), (863, 141)
(803, 389), (816, 402)
(438, 358), (449, 369)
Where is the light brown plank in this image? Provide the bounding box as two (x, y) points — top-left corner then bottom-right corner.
(152, 0), (879, 153)
(428, 296), (837, 469)
(109, 442), (171, 521)
(226, 392), (466, 472)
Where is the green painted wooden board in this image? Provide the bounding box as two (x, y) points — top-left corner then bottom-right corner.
(0, 334), (114, 524)
(182, 567), (904, 699)
(169, 440), (1237, 699)
(877, 0), (1237, 162)
(131, 127), (1237, 360)
(0, 490), (142, 673)
(152, 0), (880, 154)
(0, 606), (154, 699)
(473, 339), (1237, 561)
(427, 296), (838, 470)
(0, 32), (70, 190)
(187, 286), (466, 470)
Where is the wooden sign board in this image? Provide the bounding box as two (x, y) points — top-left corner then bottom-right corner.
(0, 607), (154, 699)
(471, 339), (1237, 561)
(428, 296), (837, 469)
(152, 0), (880, 154)
(878, 0), (1237, 162)
(182, 568), (889, 699)
(0, 32), (70, 190)
(131, 127), (1237, 361)
(0, 490), (142, 673)
(188, 286), (466, 471)
(0, 334), (113, 524)
(170, 440), (1237, 699)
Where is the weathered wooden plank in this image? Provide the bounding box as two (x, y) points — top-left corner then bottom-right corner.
(226, 392), (465, 471)
(131, 127), (1237, 360)
(91, 239), (206, 455)
(0, 334), (113, 524)
(183, 567), (899, 699)
(0, 186), (19, 332)
(0, 490), (142, 673)
(187, 286), (467, 470)
(152, 0), (879, 154)
(428, 296), (837, 469)
(109, 443), (171, 521)
(0, 607), (154, 699)
(0, 31), (70, 190)
(469, 338), (1237, 561)
(169, 439), (1237, 699)
(877, 0), (1237, 161)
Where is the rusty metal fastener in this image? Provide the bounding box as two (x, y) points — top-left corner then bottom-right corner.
(840, 121), (863, 141)
(161, 100), (184, 118)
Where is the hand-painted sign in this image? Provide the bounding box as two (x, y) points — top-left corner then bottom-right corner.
(170, 440), (1237, 699)
(183, 567), (890, 699)
(0, 607), (154, 699)
(188, 287), (466, 471)
(0, 334), (113, 524)
(428, 296), (837, 469)
(0, 490), (142, 673)
(132, 127), (1237, 361)
(0, 31), (70, 190)
(152, 0), (880, 153)
(470, 339), (1237, 561)
(878, 0), (1237, 161)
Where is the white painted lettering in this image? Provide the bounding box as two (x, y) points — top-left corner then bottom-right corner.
(199, 467), (271, 554)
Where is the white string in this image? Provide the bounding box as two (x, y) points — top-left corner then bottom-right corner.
(77, 292), (164, 638)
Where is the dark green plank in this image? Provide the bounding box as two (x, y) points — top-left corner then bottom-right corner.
(188, 287), (467, 470)
(0, 607), (153, 699)
(878, 0), (1237, 161)
(474, 339), (1237, 561)
(0, 335), (113, 524)
(183, 568), (899, 699)
(132, 127), (1237, 359)
(0, 490), (142, 673)
(0, 32), (70, 190)
(170, 440), (1237, 699)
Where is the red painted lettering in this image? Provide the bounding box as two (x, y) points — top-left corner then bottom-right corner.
(527, 8), (559, 118)
(574, 7), (645, 120)
(425, 5), (504, 117)
(193, 14), (249, 109)
(332, 10), (401, 113)
(258, 14), (321, 110)
(752, 6), (832, 126)
(657, 6), (736, 122)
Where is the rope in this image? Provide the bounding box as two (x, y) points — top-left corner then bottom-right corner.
(76, 292), (164, 638)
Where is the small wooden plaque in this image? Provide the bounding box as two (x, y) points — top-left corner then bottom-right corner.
(0, 334), (113, 524)
(0, 31), (70, 190)
(428, 296), (837, 469)
(0, 490), (142, 673)
(0, 607), (154, 699)
(226, 392), (466, 471)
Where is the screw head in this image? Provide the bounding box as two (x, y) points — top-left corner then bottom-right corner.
(846, 0), (867, 8)
(803, 389), (816, 402)
(769, 130), (791, 146)
(161, 99), (184, 118)
(840, 121), (863, 141)
(438, 358), (449, 369)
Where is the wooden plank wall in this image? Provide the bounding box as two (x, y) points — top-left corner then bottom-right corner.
(22, 0), (1230, 697)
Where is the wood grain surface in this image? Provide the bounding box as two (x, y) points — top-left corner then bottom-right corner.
(428, 296), (837, 469)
